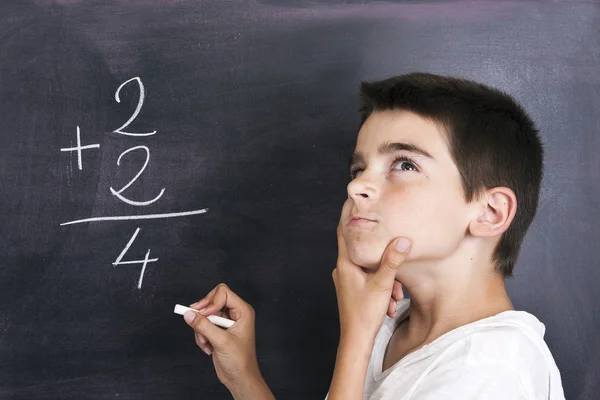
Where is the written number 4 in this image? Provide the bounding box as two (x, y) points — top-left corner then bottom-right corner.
(113, 227), (158, 289)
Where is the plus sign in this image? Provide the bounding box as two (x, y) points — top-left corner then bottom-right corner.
(60, 126), (100, 170)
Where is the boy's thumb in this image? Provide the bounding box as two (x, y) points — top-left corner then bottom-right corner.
(379, 237), (411, 276)
(394, 238), (411, 255)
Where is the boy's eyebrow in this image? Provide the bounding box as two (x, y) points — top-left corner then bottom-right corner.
(349, 141), (435, 170)
(377, 141), (434, 159)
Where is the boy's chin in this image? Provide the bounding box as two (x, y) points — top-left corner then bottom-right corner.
(343, 233), (389, 269)
(347, 247), (385, 270)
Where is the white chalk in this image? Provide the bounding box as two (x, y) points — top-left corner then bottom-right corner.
(174, 304), (235, 329)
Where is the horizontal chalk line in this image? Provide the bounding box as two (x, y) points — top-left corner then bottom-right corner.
(60, 208), (209, 226)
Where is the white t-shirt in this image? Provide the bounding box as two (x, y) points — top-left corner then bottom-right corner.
(325, 299), (565, 400)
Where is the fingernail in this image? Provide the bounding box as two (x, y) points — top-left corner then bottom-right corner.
(183, 311), (196, 323)
(198, 307), (207, 314)
(395, 238), (411, 253)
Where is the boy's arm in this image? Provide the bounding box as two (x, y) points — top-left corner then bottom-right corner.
(327, 333), (374, 400)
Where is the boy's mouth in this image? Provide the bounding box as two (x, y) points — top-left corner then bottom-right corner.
(349, 215), (378, 226)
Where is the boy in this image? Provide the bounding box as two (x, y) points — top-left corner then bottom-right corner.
(182, 72), (565, 399)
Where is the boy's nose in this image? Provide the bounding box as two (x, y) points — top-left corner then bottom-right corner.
(347, 174), (378, 202)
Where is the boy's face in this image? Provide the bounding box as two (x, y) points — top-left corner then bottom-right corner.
(341, 110), (474, 270)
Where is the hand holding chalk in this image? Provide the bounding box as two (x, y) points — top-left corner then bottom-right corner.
(180, 283), (269, 396)
(174, 304), (235, 328)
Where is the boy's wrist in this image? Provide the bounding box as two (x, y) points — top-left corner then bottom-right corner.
(228, 371), (275, 400)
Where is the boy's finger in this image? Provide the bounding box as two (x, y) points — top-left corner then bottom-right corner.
(192, 283), (253, 321)
(336, 224), (348, 259)
(388, 297), (396, 318)
(190, 284), (221, 310)
(392, 279), (404, 301)
(190, 282), (237, 310)
(195, 332), (207, 345)
(184, 311), (228, 350)
(194, 332), (213, 355)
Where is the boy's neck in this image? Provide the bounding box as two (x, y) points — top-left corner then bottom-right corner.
(396, 257), (513, 349)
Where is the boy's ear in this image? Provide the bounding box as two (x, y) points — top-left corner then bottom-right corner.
(469, 187), (517, 238)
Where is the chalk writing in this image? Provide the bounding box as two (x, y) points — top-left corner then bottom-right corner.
(113, 77), (156, 136)
(59, 208), (208, 226)
(113, 228), (158, 289)
(60, 77), (207, 289)
(60, 126), (100, 170)
(109, 145), (165, 206)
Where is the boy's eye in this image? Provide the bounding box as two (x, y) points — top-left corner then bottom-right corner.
(349, 157), (418, 179)
(350, 168), (363, 179)
(394, 160), (417, 172)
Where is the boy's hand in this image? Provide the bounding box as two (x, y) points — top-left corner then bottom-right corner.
(183, 284), (264, 393)
(332, 222), (411, 342)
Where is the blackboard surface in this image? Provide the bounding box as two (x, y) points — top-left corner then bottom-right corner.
(1, 1), (598, 399)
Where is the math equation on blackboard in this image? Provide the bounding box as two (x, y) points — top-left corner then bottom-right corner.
(60, 77), (207, 289)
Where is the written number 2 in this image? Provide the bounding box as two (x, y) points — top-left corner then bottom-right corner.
(111, 76), (165, 207)
(109, 145), (165, 206)
(113, 77), (156, 136)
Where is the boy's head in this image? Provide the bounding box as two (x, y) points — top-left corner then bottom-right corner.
(341, 72), (543, 278)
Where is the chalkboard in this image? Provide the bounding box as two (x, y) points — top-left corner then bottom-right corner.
(1, 1), (598, 399)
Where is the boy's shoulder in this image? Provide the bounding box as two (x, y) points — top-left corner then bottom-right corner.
(441, 309), (549, 364)
(466, 316), (549, 366)
(446, 310), (553, 395)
